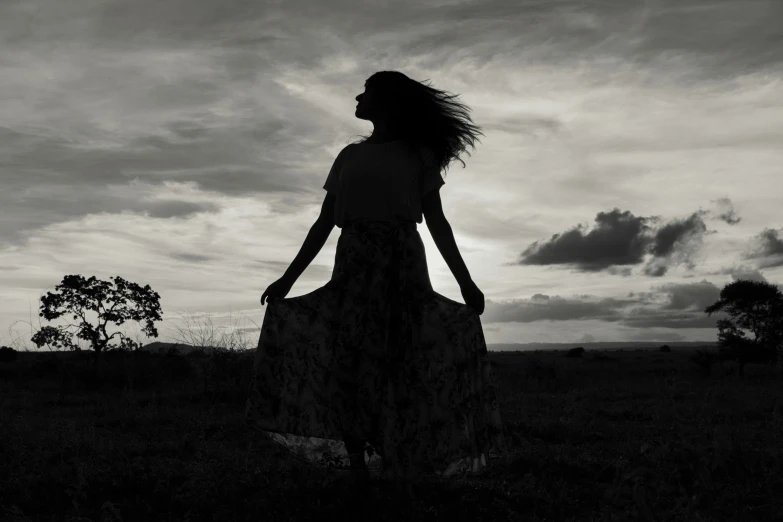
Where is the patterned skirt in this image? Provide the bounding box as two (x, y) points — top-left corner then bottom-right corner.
(245, 219), (508, 482)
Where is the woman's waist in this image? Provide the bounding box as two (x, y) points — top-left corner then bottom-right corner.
(343, 219), (417, 233)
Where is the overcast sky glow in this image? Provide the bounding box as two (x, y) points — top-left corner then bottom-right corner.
(1, 0), (782, 349)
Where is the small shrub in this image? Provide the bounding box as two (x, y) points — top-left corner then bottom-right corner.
(659, 344), (671, 352)
(565, 347), (585, 358)
(0, 346), (18, 362)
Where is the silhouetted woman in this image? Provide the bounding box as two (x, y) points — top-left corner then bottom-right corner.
(245, 70), (508, 498)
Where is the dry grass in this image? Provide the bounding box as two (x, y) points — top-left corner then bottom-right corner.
(1, 333), (782, 521)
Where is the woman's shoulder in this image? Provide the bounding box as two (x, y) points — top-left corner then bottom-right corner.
(336, 143), (358, 161)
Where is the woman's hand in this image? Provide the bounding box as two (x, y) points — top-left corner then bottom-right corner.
(261, 276), (295, 306)
(460, 280), (485, 315)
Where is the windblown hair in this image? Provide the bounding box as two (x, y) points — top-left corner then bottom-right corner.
(350, 70), (484, 180)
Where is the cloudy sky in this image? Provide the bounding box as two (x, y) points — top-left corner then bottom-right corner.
(2, 0), (782, 350)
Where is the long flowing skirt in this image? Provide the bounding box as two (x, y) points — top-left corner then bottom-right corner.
(245, 219), (508, 482)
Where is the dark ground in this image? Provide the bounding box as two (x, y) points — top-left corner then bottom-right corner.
(1, 347), (781, 521)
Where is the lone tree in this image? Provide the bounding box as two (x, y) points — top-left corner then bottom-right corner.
(31, 275), (162, 354)
(704, 279), (783, 376)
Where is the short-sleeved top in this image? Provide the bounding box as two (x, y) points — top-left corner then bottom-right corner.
(322, 141), (445, 228)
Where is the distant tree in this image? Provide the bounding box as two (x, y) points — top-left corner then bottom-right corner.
(31, 275), (162, 354)
(659, 345), (671, 352)
(704, 279), (783, 376)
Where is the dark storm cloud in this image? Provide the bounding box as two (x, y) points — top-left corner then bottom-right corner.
(625, 0), (783, 79)
(169, 252), (219, 263)
(649, 212), (708, 257)
(396, 0), (783, 81)
(656, 280), (721, 311)
(483, 284), (725, 330)
(8, 0), (775, 83)
(482, 116), (564, 139)
(621, 310), (720, 329)
(145, 200), (220, 219)
(3, 121), (295, 191)
(712, 265), (768, 282)
(2, 166), (222, 249)
(0, 121), (312, 247)
(606, 266), (633, 277)
(642, 263), (668, 277)
(517, 209), (652, 272)
(643, 212), (710, 276)
(710, 197), (741, 225)
(744, 228), (783, 269)
(483, 293), (640, 324)
(729, 268), (767, 282)
(0, 0), (334, 250)
(517, 209), (709, 276)
(2, 0), (287, 51)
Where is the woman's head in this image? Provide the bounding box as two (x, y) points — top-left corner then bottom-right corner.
(352, 71), (484, 178)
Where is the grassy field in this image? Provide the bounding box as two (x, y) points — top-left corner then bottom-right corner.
(1, 346), (782, 521)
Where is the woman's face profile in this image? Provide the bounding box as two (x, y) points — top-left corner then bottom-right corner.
(355, 81), (386, 122)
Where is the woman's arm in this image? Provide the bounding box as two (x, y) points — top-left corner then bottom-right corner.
(423, 190), (474, 287)
(281, 194), (336, 283)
